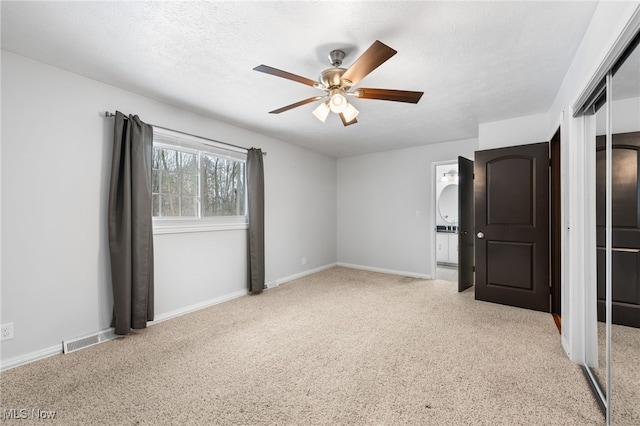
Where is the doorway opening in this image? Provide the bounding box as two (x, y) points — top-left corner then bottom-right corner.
(434, 161), (459, 282)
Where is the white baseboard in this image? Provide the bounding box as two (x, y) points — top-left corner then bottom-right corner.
(150, 289), (249, 325)
(265, 263), (337, 289)
(1, 344), (62, 371)
(337, 262), (432, 280)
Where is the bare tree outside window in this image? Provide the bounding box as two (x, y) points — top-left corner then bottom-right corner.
(152, 146), (246, 218)
(203, 156), (246, 216)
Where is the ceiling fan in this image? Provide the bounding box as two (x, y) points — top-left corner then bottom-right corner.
(253, 40), (424, 126)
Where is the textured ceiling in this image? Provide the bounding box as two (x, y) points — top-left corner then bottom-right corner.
(1, 1), (599, 158)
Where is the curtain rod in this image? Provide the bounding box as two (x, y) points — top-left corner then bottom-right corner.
(104, 111), (266, 155)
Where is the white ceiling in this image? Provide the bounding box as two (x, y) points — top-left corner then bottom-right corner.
(1, 1), (600, 158)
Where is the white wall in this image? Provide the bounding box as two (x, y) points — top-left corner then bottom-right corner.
(0, 51), (337, 367)
(478, 112), (550, 150)
(337, 138), (477, 278)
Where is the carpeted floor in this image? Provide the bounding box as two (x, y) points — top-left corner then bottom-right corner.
(592, 321), (640, 425)
(0, 267), (603, 425)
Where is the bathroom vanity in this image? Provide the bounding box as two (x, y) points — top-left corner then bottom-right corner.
(436, 227), (458, 265)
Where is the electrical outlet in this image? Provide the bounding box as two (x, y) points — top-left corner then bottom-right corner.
(1, 323), (14, 341)
(302, 257), (308, 265)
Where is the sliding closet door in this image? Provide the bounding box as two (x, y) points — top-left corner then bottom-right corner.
(610, 34), (640, 426)
(582, 32), (640, 426)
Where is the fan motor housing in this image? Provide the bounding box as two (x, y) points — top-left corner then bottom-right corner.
(320, 68), (351, 88)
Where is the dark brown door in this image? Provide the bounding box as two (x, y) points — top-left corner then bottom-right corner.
(458, 156), (474, 292)
(474, 142), (550, 312)
(596, 131), (640, 328)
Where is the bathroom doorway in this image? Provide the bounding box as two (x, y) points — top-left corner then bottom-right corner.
(434, 162), (459, 282)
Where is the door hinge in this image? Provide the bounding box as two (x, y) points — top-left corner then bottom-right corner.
(472, 265), (476, 272)
(550, 286), (553, 294)
(472, 173), (475, 179)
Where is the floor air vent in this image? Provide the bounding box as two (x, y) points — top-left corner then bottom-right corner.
(63, 329), (118, 354)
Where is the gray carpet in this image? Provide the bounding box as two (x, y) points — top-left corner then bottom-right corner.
(0, 267), (603, 425)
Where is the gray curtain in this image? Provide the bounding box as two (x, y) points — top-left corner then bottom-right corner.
(108, 112), (154, 335)
(247, 148), (265, 293)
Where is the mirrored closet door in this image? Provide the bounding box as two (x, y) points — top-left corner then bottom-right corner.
(582, 32), (639, 426)
(609, 34), (640, 426)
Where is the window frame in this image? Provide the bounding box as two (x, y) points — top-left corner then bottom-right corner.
(151, 127), (248, 234)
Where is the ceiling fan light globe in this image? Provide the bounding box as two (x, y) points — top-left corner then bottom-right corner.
(312, 102), (331, 122)
(342, 103), (359, 123)
(329, 92), (347, 113)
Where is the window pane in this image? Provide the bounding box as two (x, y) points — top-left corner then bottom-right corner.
(161, 195), (180, 217)
(203, 155), (246, 217)
(237, 162), (246, 215)
(181, 196), (197, 216)
(161, 172), (180, 194)
(152, 170), (160, 193)
(152, 146), (201, 218)
(152, 147), (162, 169)
(159, 149), (178, 171)
(181, 152), (197, 173)
(152, 194), (160, 216)
(182, 174), (197, 196)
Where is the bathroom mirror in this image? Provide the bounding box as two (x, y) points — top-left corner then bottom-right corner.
(439, 184), (458, 224)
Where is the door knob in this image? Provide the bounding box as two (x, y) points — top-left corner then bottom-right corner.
(477, 232), (485, 239)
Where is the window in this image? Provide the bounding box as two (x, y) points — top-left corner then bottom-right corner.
(152, 147), (199, 217)
(202, 155), (246, 217)
(151, 128), (247, 233)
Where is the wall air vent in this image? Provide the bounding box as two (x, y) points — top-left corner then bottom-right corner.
(62, 329), (118, 354)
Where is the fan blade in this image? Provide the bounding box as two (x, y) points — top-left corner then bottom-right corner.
(254, 64), (318, 87)
(341, 40), (397, 86)
(269, 96), (325, 114)
(355, 88), (423, 104)
(339, 113), (358, 127)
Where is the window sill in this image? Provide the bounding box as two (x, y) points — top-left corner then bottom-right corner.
(153, 221), (248, 235)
